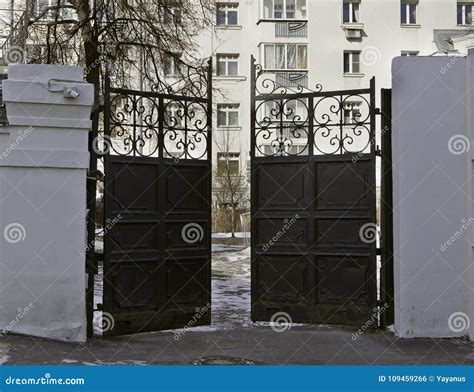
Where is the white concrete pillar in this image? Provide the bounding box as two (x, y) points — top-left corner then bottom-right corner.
(0, 64), (93, 342)
(392, 54), (474, 340)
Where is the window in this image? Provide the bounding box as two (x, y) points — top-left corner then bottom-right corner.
(343, 0), (359, 23)
(163, 55), (181, 77)
(216, 54), (239, 76)
(217, 104), (240, 127)
(458, 2), (473, 25)
(401, 51), (418, 56)
(401, 1), (417, 25)
(344, 51), (360, 74)
(33, 0), (57, 19)
(263, 43), (307, 70)
(216, 3), (238, 25)
(263, 0), (307, 19)
(217, 152), (240, 175)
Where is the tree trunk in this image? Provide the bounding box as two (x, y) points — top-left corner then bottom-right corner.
(231, 204), (236, 238)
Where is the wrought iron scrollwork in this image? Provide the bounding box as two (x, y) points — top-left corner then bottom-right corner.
(313, 94), (372, 155)
(251, 56), (375, 157)
(104, 59), (211, 159)
(163, 99), (208, 160)
(254, 98), (309, 156)
(108, 94), (160, 157)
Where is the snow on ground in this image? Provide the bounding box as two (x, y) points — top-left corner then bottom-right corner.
(210, 247), (251, 329)
(93, 245), (252, 335)
(212, 232), (250, 239)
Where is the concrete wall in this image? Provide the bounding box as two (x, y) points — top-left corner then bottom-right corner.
(0, 64), (93, 342)
(392, 53), (474, 340)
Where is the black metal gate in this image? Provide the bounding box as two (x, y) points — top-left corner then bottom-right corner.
(100, 62), (212, 336)
(250, 57), (378, 326)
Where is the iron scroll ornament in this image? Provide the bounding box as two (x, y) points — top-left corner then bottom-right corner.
(104, 59), (211, 159)
(252, 57), (374, 157)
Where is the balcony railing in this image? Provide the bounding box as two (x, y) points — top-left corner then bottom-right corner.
(275, 71), (308, 88)
(275, 21), (308, 38)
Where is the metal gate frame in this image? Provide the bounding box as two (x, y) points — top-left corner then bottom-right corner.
(91, 60), (212, 336)
(249, 56), (391, 327)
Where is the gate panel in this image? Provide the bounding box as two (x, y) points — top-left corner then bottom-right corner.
(101, 62), (212, 336)
(250, 56), (377, 326)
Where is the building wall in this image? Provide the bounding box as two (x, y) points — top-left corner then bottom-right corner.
(392, 53), (474, 339)
(203, 0), (472, 193)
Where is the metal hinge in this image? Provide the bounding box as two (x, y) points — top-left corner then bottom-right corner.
(87, 170), (102, 181)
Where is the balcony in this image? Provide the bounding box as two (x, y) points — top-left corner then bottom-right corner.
(275, 71), (308, 88)
(275, 21), (307, 38)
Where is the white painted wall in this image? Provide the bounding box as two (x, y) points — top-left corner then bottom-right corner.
(392, 53), (474, 340)
(0, 64), (93, 342)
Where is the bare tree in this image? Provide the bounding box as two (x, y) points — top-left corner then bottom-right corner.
(4, 0), (215, 93)
(212, 130), (249, 237)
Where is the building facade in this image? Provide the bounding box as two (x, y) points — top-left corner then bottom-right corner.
(204, 0), (474, 205)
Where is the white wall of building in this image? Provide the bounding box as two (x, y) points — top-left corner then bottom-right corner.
(392, 53), (474, 340)
(0, 64), (93, 342)
(204, 0), (472, 189)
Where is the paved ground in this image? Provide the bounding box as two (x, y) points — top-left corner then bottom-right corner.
(1, 246), (473, 365)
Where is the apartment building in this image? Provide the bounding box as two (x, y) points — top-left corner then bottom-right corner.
(205, 0), (474, 202)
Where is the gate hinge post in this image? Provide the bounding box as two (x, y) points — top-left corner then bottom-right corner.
(87, 170), (103, 181)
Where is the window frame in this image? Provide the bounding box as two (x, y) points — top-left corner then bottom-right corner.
(342, 0), (360, 24)
(163, 55), (181, 77)
(401, 0), (418, 25)
(262, 0), (307, 20)
(217, 152), (241, 175)
(457, 2), (473, 25)
(217, 103), (240, 128)
(216, 3), (239, 26)
(216, 54), (239, 76)
(262, 43), (308, 71)
(343, 51), (361, 74)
